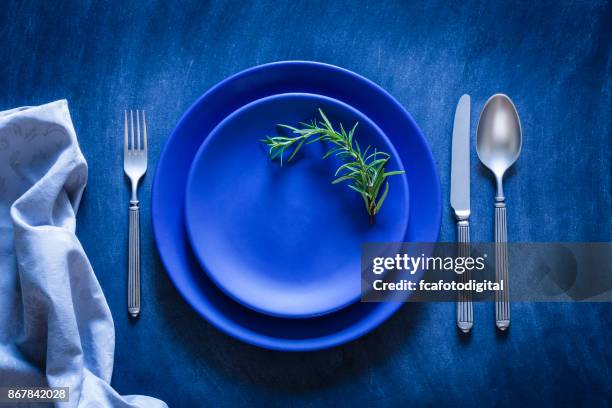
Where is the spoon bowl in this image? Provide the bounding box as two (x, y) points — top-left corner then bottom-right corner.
(476, 94), (522, 198)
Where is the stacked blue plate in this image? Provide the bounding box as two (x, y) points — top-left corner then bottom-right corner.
(152, 61), (441, 351)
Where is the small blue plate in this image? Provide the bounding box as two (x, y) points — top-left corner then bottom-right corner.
(152, 61), (441, 351)
(185, 93), (409, 318)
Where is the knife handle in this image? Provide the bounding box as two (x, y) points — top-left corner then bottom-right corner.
(495, 201), (510, 330)
(456, 220), (473, 333)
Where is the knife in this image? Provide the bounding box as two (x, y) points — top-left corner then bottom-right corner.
(451, 94), (473, 333)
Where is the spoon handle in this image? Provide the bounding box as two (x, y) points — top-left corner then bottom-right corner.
(456, 220), (473, 333)
(495, 202), (510, 330)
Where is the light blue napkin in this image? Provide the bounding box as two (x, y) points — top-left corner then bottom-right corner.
(0, 100), (167, 407)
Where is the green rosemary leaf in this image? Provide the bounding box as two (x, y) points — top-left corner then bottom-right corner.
(339, 123), (347, 138)
(332, 174), (354, 184)
(354, 139), (362, 155)
(384, 170), (405, 177)
(362, 145), (371, 159)
(277, 124), (300, 132)
(334, 162), (360, 176)
(288, 136), (307, 162)
(374, 182), (390, 214)
(322, 146), (342, 159)
(365, 151), (389, 162)
(349, 122), (358, 145)
(318, 109), (333, 130)
(368, 158), (388, 168)
(348, 184), (370, 197)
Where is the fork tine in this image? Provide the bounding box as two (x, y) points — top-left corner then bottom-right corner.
(142, 110), (148, 152)
(130, 110), (135, 150)
(136, 109), (141, 150)
(124, 110), (128, 154)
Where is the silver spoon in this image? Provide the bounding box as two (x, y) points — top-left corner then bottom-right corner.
(476, 94), (522, 331)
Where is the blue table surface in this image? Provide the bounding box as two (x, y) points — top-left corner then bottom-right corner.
(1, 1), (610, 406)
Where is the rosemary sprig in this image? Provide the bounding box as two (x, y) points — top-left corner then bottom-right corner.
(261, 109), (405, 224)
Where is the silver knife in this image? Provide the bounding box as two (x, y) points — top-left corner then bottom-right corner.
(451, 94), (473, 333)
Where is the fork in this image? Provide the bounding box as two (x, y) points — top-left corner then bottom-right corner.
(124, 110), (147, 317)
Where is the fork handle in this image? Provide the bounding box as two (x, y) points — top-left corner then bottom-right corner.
(456, 220), (473, 333)
(495, 201), (509, 330)
(128, 201), (140, 317)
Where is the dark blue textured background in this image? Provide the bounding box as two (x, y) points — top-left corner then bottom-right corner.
(1, 1), (610, 406)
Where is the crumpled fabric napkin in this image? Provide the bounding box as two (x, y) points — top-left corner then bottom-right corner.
(0, 100), (167, 407)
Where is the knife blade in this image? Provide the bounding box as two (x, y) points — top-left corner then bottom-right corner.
(451, 94), (471, 219)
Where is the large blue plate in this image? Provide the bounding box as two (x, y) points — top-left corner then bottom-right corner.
(152, 61), (441, 351)
(184, 93), (410, 318)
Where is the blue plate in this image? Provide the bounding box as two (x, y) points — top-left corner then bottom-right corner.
(185, 93), (410, 318)
(152, 61), (441, 351)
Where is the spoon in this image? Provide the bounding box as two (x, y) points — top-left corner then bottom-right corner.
(476, 94), (522, 330)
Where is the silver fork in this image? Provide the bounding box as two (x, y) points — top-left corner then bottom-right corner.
(124, 110), (147, 317)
